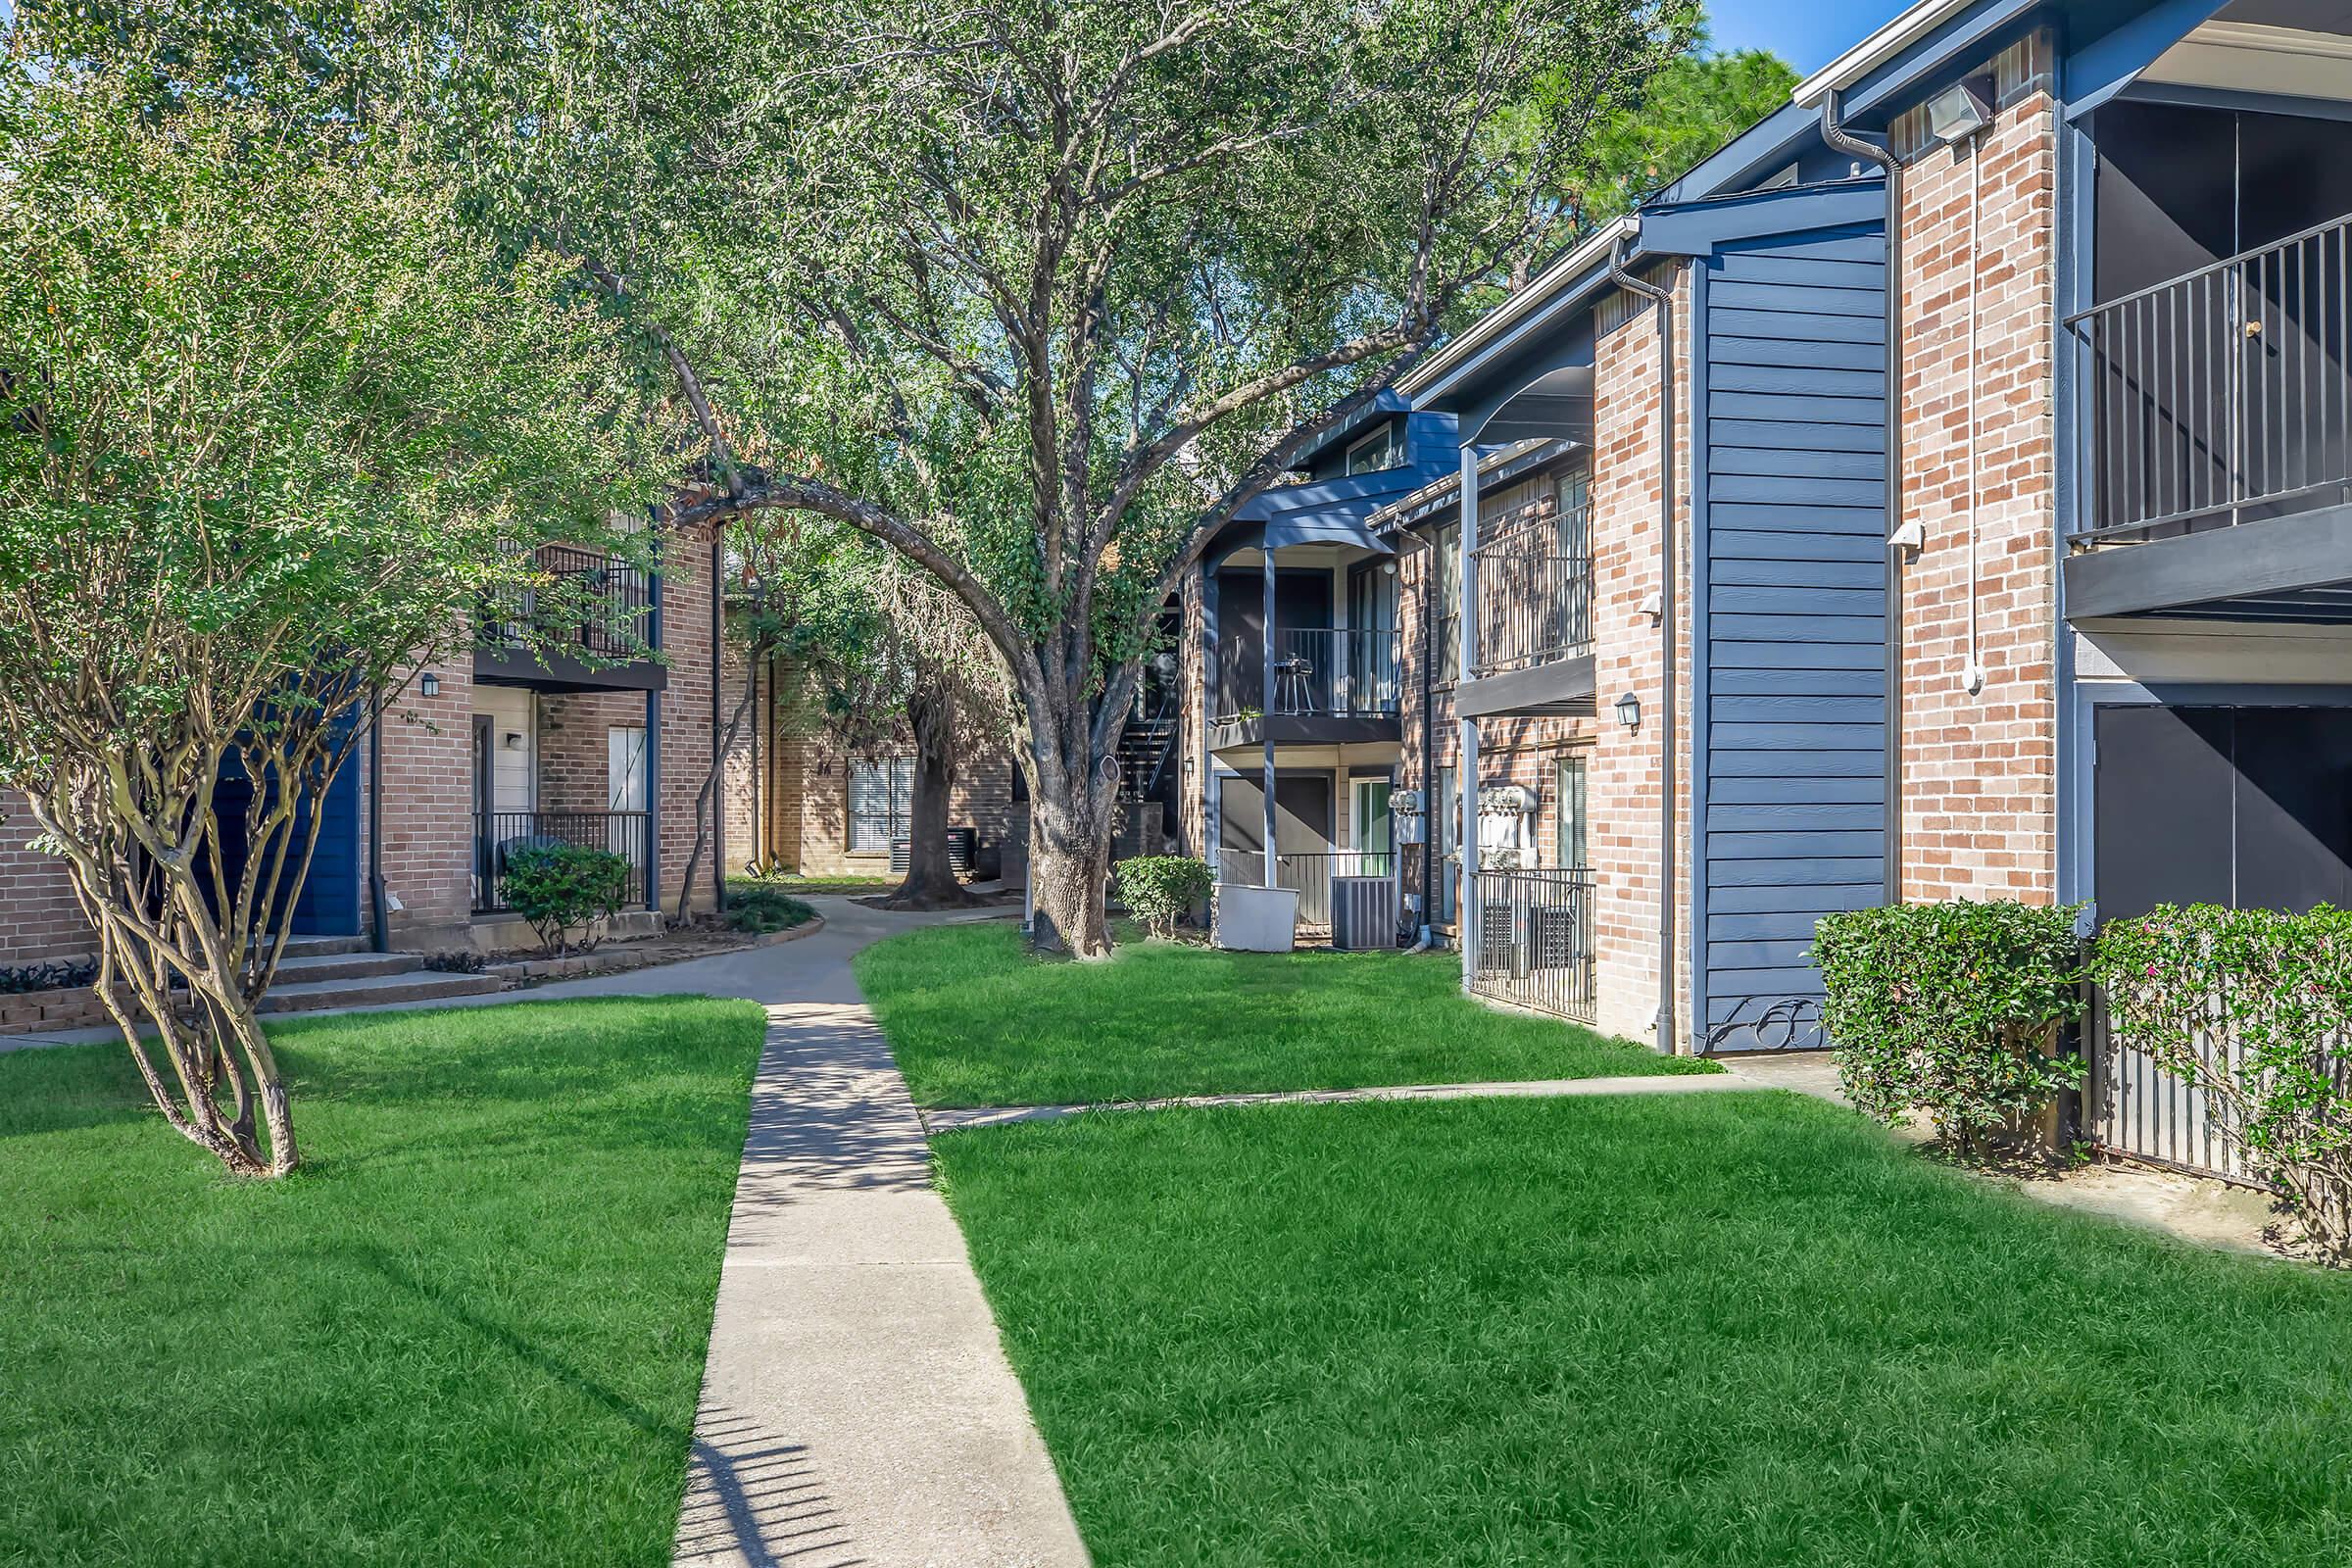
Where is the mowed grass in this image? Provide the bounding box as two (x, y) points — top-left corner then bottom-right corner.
(731, 873), (896, 896)
(856, 920), (1708, 1106)
(937, 1093), (2352, 1567)
(0, 997), (767, 1568)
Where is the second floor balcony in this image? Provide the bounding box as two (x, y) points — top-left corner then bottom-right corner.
(2066, 209), (2352, 623)
(475, 543), (665, 693)
(1455, 507), (1596, 720)
(1210, 625), (1402, 752)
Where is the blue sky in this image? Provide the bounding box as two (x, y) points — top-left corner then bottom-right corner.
(1709, 0), (1908, 74)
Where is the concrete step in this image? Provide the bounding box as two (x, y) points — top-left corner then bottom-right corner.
(278, 935), (370, 959)
(257, 969), (506, 1015)
(270, 952), (422, 985)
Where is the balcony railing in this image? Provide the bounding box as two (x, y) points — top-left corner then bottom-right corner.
(1215, 627), (1401, 721)
(480, 544), (655, 660)
(1217, 847), (1396, 929)
(1469, 516), (1592, 677)
(2071, 211), (2352, 543)
(473, 808), (650, 914)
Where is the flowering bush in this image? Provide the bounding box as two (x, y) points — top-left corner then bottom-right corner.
(1113, 856), (1214, 941)
(2092, 904), (2352, 1261)
(1812, 900), (2088, 1155)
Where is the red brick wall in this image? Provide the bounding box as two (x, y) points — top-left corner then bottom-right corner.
(1889, 34), (2061, 905)
(0, 788), (93, 962)
(372, 654), (477, 942)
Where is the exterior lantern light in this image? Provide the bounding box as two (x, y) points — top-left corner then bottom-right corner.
(419, 672), (440, 699)
(1614, 690), (1642, 731)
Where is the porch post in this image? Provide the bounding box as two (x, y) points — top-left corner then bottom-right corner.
(644, 552), (663, 913)
(1457, 443), (1482, 991)
(1261, 547), (1278, 890)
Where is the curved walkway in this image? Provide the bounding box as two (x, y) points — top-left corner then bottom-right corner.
(419, 898), (1091, 1568)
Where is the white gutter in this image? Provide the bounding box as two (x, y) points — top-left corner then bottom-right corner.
(1400, 217), (1636, 400)
(1794, 0), (1978, 106)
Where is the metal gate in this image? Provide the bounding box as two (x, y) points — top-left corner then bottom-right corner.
(2084, 999), (2267, 1186)
(1467, 868), (1596, 1023)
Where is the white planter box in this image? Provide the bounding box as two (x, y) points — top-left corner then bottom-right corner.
(1212, 882), (1298, 953)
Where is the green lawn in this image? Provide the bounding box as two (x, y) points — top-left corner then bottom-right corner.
(0, 997), (767, 1568)
(937, 1093), (2352, 1567)
(731, 873), (896, 896)
(856, 920), (1707, 1106)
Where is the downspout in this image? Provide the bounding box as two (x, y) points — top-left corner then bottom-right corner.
(1260, 547), (1278, 891)
(1608, 238), (1680, 1055)
(710, 534), (726, 913)
(1415, 524), (1437, 949)
(1455, 443), (1482, 992)
(1822, 86), (1907, 906)
(367, 687), (387, 953)
(645, 515), (663, 915)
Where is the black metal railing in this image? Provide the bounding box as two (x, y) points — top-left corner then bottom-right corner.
(1217, 847), (1396, 929)
(1215, 627), (1401, 721)
(1467, 867), (1597, 1023)
(472, 809), (650, 913)
(2071, 211), (2352, 543)
(479, 544), (655, 659)
(1472, 530), (1592, 677)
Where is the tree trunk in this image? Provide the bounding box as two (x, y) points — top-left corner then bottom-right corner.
(878, 678), (984, 911)
(1027, 782), (1115, 956)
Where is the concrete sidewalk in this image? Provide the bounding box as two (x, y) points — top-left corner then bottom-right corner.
(347, 899), (1086, 1568)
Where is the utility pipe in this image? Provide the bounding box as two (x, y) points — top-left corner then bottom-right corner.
(1821, 87), (1909, 905)
(710, 533), (727, 912)
(367, 687), (387, 953)
(1455, 442), (1482, 992)
(1261, 547), (1278, 891)
(1608, 239), (1680, 1056)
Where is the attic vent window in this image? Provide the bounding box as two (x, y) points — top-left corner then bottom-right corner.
(1345, 422), (1402, 474)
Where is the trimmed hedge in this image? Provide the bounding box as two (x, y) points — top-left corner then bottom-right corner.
(2093, 904), (2352, 1260)
(1813, 900), (2087, 1154)
(504, 844), (632, 956)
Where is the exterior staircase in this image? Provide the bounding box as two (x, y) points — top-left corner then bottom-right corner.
(256, 936), (506, 1015)
(1116, 709), (1179, 803)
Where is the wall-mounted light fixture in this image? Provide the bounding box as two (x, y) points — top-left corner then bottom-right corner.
(1925, 74), (1994, 146)
(503, 732), (525, 752)
(1614, 691), (1642, 732)
(419, 672), (440, 699)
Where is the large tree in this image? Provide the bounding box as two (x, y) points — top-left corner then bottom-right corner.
(414, 0), (1698, 954)
(0, 66), (660, 1174)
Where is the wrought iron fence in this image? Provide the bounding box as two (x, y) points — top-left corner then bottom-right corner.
(1467, 867), (1597, 1023)
(480, 544), (655, 659)
(2070, 212), (2352, 543)
(473, 809), (650, 913)
(1216, 627), (1401, 720)
(1217, 847), (1396, 929)
(1471, 529), (1592, 677)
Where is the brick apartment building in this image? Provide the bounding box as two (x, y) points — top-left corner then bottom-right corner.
(0, 513), (727, 964)
(716, 644), (1024, 883)
(1178, 0), (2352, 1143)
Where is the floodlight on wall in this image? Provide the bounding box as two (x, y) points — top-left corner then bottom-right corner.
(419, 672), (439, 699)
(504, 732), (525, 752)
(1925, 74), (1994, 146)
(1614, 691), (1642, 731)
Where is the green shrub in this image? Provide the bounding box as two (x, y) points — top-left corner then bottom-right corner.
(1113, 855), (1214, 941)
(726, 882), (816, 935)
(1812, 900), (2087, 1154)
(2093, 904), (2352, 1261)
(503, 844), (632, 956)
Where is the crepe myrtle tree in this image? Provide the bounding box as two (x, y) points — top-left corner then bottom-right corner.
(632, 0), (1699, 955)
(0, 73), (662, 1176)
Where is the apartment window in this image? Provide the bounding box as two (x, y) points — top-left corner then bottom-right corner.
(1432, 521), (1460, 684)
(1345, 422), (1401, 475)
(1555, 754), (1589, 870)
(848, 756), (914, 855)
(1555, 466), (1592, 562)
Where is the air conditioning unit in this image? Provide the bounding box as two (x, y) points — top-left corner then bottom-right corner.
(1331, 874), (1400, 952)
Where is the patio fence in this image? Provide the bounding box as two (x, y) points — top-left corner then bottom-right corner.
(1467, 867), (1597, 1024)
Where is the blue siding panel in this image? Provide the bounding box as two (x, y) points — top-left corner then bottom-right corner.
(1694, 220), (1888, 1054)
